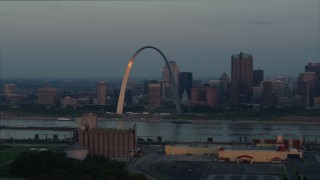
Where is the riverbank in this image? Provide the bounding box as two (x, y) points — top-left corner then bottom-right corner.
(1, 115), (320, 124)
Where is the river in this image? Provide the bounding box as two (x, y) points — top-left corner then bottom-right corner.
(1, 119), (319, 142)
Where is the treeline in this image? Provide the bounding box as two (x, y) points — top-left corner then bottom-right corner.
(11, 151), (146, 180)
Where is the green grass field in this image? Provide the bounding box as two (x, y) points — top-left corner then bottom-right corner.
(0, 146), (31, 165)
(0, 145), (67, 177)
(0, 146), (31, 177)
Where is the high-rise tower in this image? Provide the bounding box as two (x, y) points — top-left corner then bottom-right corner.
(305, 62), (320, 96)
(162, 61), (179, 86)
(97, 81), (106, 105)
(179, 72), (193, 100)
(231, 52), (253, 103)
(253, 69), (264, 87)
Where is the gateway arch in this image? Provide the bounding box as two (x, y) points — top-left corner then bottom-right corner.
(116, 46), (181, 115)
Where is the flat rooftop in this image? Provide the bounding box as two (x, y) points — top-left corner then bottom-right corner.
(254, 134), (301, 140)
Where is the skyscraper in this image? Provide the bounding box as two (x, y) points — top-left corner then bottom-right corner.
(143, 79), (157, 95)
(298, 72), (317, 106)
(148, 83), (161, 108)
(162, 61), (179, 86)
(97, 81), (106, 105)
(219, 72), (230, 94)
(227, 81), (237, 105)
(231, 52), (253, 103)
(253, 69), (264, 87)
(179, 72), (193, 100)
(261, 81), (273, 107)
(191, 85), (218, 108)
(305, 63), (320, 78)
(271, 79), (285, 102)
(219, 72), (230, 103)
(305, 62), (320, 95)
(209, 80), (223, 104)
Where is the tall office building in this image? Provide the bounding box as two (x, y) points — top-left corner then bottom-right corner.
(38, 87), (57, 106)
(231, 52), (253, 103)
(252, 86), (263, 103)
(4, 84), (16, 96)
(261, 81), (274, 107)
(192, 80), (202, 88)
(148, 83), (161, 108)
(305, 63), (320, 78)
(162, 61), (179, 86)
(219, 72), (230, 94)
(179, 72), (193, 100)
(253, 69), (264, 87)
(227, 81), (238, 105)
(97, 81), (106, 105)
(271, 79), (285, 102)
(305, 62), (320, 95)
(191, 85), (218, 108)
(209, 80), (223, 104)
(131, 83), (143, 96)
(143, 79), (157, 95)
(298, 72), (317, 106)
(219, 72), (230, 103)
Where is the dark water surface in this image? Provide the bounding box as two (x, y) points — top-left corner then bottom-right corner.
(1, 119), (319, 142)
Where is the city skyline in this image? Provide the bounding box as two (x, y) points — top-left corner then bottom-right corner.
(0, 0), (319, 79)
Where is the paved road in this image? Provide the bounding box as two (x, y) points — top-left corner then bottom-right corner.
(127, 146), (169, 180)
(127, 158), (157, 180)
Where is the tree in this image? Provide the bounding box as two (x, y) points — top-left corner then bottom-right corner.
(11, 151), (146, 180)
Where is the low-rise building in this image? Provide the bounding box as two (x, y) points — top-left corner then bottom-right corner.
(165, 144), (220, 155)
(218, 146), (293, 164)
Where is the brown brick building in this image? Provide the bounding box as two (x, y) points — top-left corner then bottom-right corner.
(77, 114), (137, 158)
(191, 85), (218, 108)
(78, 128), (136, 158)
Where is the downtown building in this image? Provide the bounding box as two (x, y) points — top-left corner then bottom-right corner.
(253, 69), (264, 87)
(3, 84), (27, 108)
(97, 81), (107, 105)
(219, 72), (230, 103)
(4, 84), (16, 97)
(191, 84), (218, 108)
(261, 81), (274, 107)
(179, 72), (193, 100)
(148, 82), (161, 108)
(162, 61), (180, 86)
(37, 87), (57, 106)
(209, 80), (223, 104)
(305, 62), (320, 96)
(298, 72), (318, 107)
(230, 52), (253, 104)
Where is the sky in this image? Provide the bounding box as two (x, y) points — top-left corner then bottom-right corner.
(0, 0), (319, 79)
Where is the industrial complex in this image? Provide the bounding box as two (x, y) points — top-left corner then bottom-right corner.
(76, 114), (137, 158)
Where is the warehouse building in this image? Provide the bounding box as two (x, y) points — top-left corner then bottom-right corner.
(77, 114), (137, 158)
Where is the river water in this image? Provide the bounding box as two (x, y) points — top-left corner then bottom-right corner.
(1, 119), (320, 142)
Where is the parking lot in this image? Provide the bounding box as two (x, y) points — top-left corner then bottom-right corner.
(130, 146), (288, 180)
(205, 174), (283, 180)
